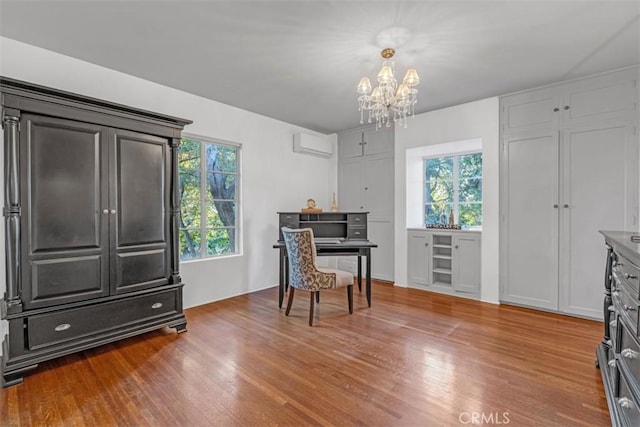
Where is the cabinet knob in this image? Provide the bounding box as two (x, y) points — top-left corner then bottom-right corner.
(103, 209), (109, 214)
(110, 209), (117, 214)
(364, 187), (368, 191)
(625, 273), (637, 280)
(621, 348), (639, 359)
(563, 204), (569, 208)
(553, 204), (559, 208)
(425, 243), (429, 246)
(623, 304), (636, 312)
(618, 397), (634, 410)
(608, 359), (616, 368)
(455, 245), (459, 249)
(564, 106), (570, 110)
(553, 107), (559, 112)
(360, 206), (364, 209)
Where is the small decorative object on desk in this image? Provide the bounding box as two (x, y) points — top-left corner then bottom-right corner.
(425, 224), (462, 230)
(301, 198), (322, 213)
(330, 192), (338, 212)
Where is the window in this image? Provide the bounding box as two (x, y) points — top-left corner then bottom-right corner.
(424, 152), (482, 228)
(179, 136), (240, 260)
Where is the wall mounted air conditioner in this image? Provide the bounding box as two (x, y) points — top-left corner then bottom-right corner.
(292, 132), (333, 158)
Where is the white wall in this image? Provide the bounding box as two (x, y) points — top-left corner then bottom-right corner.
(394, 98), (500, 303)
(0, 37), (337, 311)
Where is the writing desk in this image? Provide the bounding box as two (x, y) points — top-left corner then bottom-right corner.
(273, 239), (377, 309)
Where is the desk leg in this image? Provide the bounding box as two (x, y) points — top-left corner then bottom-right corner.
(357, 255), (362, 293)
(279, 248), (286, 308)
(366, 249), (372, 307)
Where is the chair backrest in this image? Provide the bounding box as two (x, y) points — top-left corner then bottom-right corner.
(281, 227), (319, 289)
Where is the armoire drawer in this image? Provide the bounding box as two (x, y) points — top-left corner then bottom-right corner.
(27, 289), (179, 350)
(615, 254), (640, 296)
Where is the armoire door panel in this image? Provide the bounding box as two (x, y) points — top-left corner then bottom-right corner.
(20, 114), (110, 309)
(363, 127), (393, 156)
(452, 235), (481, 294)
(501, 89), (559, 133)
(503, 132), (559, 309)
(368, 220), (393, 281)
(25, 116), (104, 252)
(338, 157), (364, 211)
(30, 255), (103, 303)
(560, 124), (637, 319)
(407, 231), (429, 286)
(114, 131), (168, 246)
(364, 156), (394, 218)
(116, 247), (168, 292)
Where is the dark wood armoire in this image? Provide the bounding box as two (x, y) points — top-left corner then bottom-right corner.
(1, 77), (191, 386)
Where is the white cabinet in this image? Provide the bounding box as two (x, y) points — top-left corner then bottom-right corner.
(338, 125), (394, 281)
(407, 229), (481, 298)
(500, 68), (639, 319)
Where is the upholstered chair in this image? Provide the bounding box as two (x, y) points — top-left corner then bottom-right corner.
(281, 227), (354, 326)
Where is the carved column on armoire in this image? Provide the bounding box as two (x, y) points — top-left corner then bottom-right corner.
(602, 244), (614, 347)
(2, 109), (23, 315)
(169, 137), (182, 285)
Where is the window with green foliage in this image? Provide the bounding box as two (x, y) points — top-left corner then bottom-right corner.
(179, 137), (239, 260)
(424, 152), (482, 228)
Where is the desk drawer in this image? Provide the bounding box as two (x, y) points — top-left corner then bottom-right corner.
(279, 213), (300, 228)
(28, 289), (179, 350)
(347, 226), (367, 240)
(348, 214), (367, 226)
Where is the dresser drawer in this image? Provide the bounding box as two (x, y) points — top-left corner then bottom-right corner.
(279, 213), (300, 227)
(613, 283), (639, 336)
(28, 289), (179, 350)
(618, 368), (640, 427)
(619, 319), (640, 386)
(348, 214), (367, 226)
(615, 254), (640, 296)
(347, 226), (367, 240)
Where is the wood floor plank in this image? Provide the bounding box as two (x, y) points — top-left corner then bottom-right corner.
(1, 282), (609, 426)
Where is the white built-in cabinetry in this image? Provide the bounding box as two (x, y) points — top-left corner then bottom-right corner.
(338, 126), (394, 281)
(500, 67), (639, 319)
(407, 229), (481, 299)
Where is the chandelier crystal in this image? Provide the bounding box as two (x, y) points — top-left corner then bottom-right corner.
(357, 48), (420, 129)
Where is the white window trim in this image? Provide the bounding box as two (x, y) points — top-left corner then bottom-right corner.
(180, 132), (242, 260)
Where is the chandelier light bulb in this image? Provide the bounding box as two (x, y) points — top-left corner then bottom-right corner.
(357, 77), (372, 95)
(403, 69), (420, 87)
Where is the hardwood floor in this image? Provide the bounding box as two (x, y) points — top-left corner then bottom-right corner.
(1, 281), (609, 426)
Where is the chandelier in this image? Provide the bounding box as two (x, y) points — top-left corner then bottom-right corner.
(357, 48), (420, 129)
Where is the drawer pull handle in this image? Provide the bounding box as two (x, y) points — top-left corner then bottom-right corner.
(286, 216), (292, 219)
(55, 323), (71, 332)
(354, 232), (361, 235)
(618, 397), (634, 410)
(151, 302), (163, 309)
(623, 304), (637, 312)
(608, 359), (616, 368)
(355, 218), (361, 221)
(625, 273), (638, 280)
(621, 348), (639, 359)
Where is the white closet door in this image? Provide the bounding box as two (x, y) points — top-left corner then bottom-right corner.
(502, 131), (560, 309)
(560, 124), (638, 319)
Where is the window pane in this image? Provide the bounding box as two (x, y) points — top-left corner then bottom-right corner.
(180, 229), (202, 260)
(206, 172), (236, 200)
(206, 200), (236, 228)
(459, 203), (482, 227)
(179, 139), (201, 171)
(425, 157), (454, 206)
(459, 178), (482, 203)
(206, 228), (236, 256)
(459, 153), (482, 178)
(206, 143), (237, 172)
(425, 203), (453, 225)
(179, 171), (201, 229)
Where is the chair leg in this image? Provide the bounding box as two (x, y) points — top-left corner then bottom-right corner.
(285, 288), (295, 316)
(309, 291), (315, 326)
(347, 284), (353, 314)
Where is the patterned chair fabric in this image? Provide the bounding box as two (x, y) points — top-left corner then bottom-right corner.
(281, 227), (353, 290)
(281, 227), (354, 326)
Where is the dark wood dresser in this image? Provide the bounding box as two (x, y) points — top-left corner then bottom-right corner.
(1, 77), (192, 386)
(598, 231), (640, 426)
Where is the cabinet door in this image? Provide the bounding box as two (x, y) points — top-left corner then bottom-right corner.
(110, 129), (171, 294)
(363, 127), (393, 156)
(407, 230), (429, 286)
(338, 130), (363, 158)
(452, 234), (481, 294)
(501, 88), (560, 134)
(559, 123), (638, 319)
(369, 220), (394, 281)
(20, 114), (110, 309)
(338, 157), (365, 211)
(364, 155), (394, 218)
(501, 130), (559, 310)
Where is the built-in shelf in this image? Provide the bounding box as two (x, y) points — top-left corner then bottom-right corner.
(433, 255), (452, 260)
(433, 268), (452, 275)
(432, 244), (451, 248)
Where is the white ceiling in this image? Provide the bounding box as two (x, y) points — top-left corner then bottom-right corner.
(1, 1), (639, 133)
